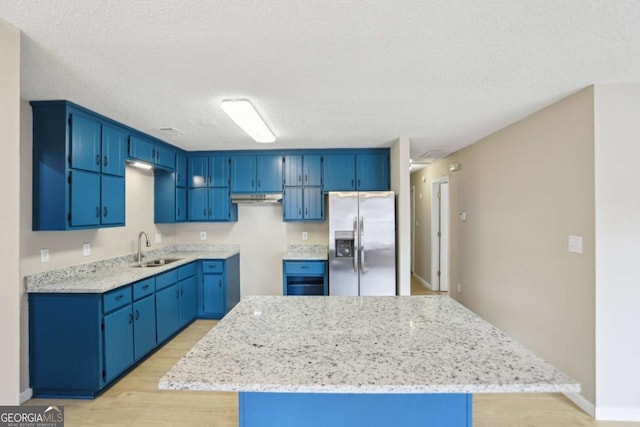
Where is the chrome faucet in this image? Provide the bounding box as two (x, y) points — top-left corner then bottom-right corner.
(137, 231), (151, 264)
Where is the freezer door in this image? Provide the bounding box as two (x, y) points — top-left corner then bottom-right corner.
(358, 192), (396, 295)
(328, 192), (359, 296)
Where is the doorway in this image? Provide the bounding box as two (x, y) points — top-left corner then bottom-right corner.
(431, 176), (450, 292)
(410, 185), (415, 274)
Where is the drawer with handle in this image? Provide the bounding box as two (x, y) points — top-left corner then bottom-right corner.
(202, 260), (223, 273)
(132, 277), (155, 300)
(103, 285), (132, 313)
(284, 261), (326, 275)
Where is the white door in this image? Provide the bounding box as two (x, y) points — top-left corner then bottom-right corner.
(431, 177), (450, 292)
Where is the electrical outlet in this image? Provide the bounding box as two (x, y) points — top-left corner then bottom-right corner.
(457, 283), (461, 292)
(40, 249), (49, 263)
(200, 231), (207, 241)
(155, 233), (162, 243)
(302, 232), (308, 241)
(568, 235), (583, 253)
(82, 243), (91, 256)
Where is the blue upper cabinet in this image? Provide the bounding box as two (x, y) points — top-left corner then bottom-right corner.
(284, 155), (303, 186)
(31, 101), (128, 230)
(283, 154), (323, 222)
(175, 153), (187, 187)
(323, 153), (356, 191)
(188, 156), (208, 188)
(356, 152), (389, 191)
(231, 154), (283, 193)
(101, 124), (127, 177)
(323, 151), (389, 191)
(129, 135), (175, 170)
(69, 114), (101, 173)
(303, 155), (323, 186)
(210, 155), (230, 187)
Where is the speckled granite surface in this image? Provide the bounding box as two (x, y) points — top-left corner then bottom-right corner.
(159, 295), (580, 394)
(26, 244), (240, 293)
(282, 244), (328, 260)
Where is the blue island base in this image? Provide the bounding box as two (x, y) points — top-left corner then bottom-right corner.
(239, 392), (472, 427)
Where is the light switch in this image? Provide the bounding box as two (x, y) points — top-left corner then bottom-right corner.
(155, 233), (162, 243)
(200, 231), (207, 241)
(302, 232), (308, 241)
(568, 235), (583, 254)
(459, 212), (467, 221)
(40, 249), (49, 263)
(82, 243), (91, 256)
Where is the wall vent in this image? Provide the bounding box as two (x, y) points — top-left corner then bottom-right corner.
(159, 127), (184, 137)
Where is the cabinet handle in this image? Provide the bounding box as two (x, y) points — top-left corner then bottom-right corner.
(96, 154), (101, 165)
(103, 156), (108, 167)
(177, 208), (180, 216)
(135, 310), (140, 320)
(209, 175), (212, 185)
(257, 179), (261, 189)
(351, 179), (354, 188)
(301, 266), (309, 269)
(115, 295), (123, 301)
(103, 206), (108, 217)
(218, 280), (222, 288)
(305, 208), (308, 216)
(128, 313), (133, 324)
(298, 208), (301, 216)
(96, 206), (100, 218)
(305, 174), (308, 183)
(142, 284), (149, 290)
(177, 173), (180, 182)
(252, 179), (255, 188)
(298, 175), (301, 183)
(176, 289), (180, 298)
(181, 288), (184, 296)
(358, 179), (361, 187)
(208, 208), (212, 216)
(203, 209), (207, 216)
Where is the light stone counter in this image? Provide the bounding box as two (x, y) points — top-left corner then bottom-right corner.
(26, 244), (240, 293)
(282, 244), (328, 260)
(159, 295), (580, 394)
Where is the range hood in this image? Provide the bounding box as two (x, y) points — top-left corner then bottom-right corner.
(231, 194), (282, 204)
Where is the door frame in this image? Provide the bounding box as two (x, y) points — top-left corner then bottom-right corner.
(410, 185), (415, 274)
(430, 175), (450, 292)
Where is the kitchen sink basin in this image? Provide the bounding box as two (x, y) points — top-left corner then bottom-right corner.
(134, 257), (183, 268)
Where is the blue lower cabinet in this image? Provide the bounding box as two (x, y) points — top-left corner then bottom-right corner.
(179, 276), (198, 327)
(199, 255), (241, 319)
(104, 305), (134, 384)
(156, 283), (181, 344)
(133, 294), (157, 360)
(283, 261), (328, 296)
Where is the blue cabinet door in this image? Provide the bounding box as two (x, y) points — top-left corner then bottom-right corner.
(155, 145), (175, 169)
(179, 276), (198, 327)
(203, 274), (225, 315)
(129, 135), (155, 164)
(210, 188), (231, 220)
(176, 153), (187, 187)
(176, 187), (187, 221)
(284, 155), (303, 186)
(188, 156), (208, 188)
(303, 155), (323, 186)
(256, 154), (283, 192)
(103, 305), (134, 384)
(304, 187), (323, 220)
(230, 155), (256, 193)
(188, 188), (208, 221)
(133, 294), (156, 361)
(323, 154), (356, 191)
(70, 114), (101, 173)
(101, 124), (126, 177)
(210, 155), (230, 187)
(356, 153), (389, 190)
(283, 187), (303, 221)
(101, 175), (125, 225)
(70, 170), (101, 227)
(156, 283), (180, 343)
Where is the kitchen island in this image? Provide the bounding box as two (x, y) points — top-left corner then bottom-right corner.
(159, 296), (579, 427)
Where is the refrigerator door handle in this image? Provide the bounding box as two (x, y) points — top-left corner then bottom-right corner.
(353, 216), (358, 272)
(360, 216), (365, 271)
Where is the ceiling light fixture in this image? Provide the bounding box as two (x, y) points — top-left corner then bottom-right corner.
(221, 99), (275, 143)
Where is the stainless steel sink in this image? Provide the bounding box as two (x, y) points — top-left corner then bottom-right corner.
(134, 257), (183, 268)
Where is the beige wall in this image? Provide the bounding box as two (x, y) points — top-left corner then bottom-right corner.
(0, 18), (21, 405)
(176, 209), (328, 296)
(391, 137), (411, 295)
(19, 101), (179, 392)
(418, 87), (596, 403)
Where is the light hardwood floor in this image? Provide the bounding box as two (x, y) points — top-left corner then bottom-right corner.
(26, 314), (638, 426)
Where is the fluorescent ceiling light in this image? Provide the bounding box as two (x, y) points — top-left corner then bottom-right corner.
(130, 161), (152, 170)
(221, 99), (275, 143)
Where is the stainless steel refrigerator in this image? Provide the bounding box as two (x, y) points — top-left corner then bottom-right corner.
(328, 191), (396, 296)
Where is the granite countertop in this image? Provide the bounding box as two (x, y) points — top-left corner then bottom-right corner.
(282, 244), (328, 261)
(159, 295), (580, 394)
(26, 244), (240, 294)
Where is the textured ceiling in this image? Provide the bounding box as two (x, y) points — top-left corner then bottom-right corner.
(1, 1), (639, 158)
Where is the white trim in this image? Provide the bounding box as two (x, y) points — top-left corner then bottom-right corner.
(595, 406), (640, 422)
(430, 175), (450, 291)
(20, 388), (33, 404)
(412, 273), (434, 290)
(563, 392), (595, 418)
(410, 185), (416, 274)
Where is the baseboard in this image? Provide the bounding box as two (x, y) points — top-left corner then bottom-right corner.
(595, 405), (640, 422)
(564, 392), (595, 418)
(20, 388), (33, 404)
(412, 273), (433, 291)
